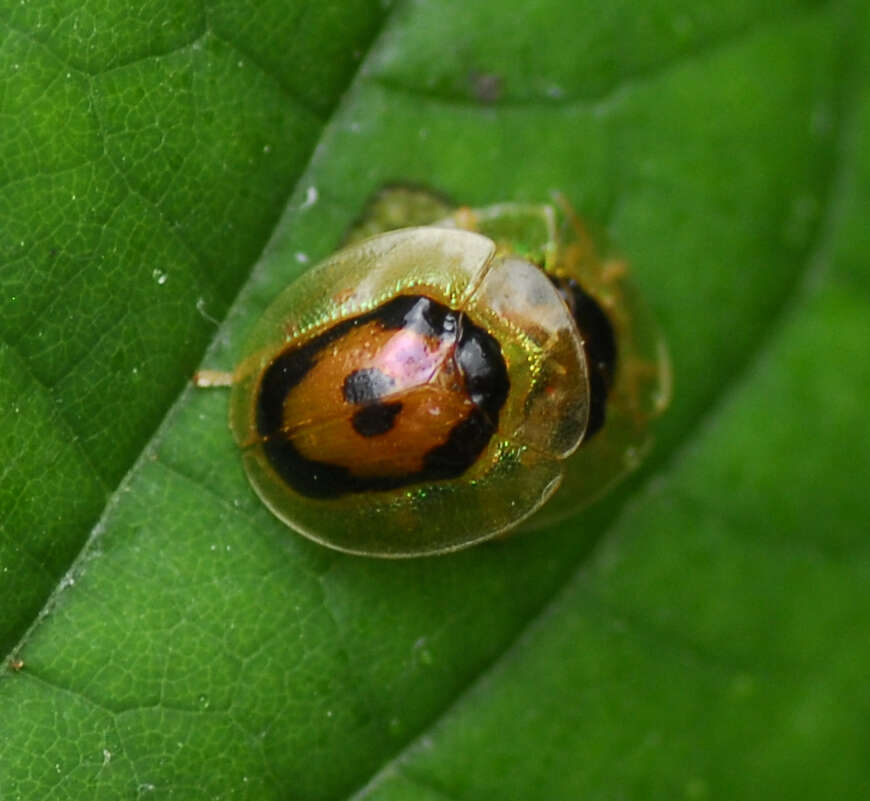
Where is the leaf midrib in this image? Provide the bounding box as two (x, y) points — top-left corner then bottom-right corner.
(337, 12), (862, 800)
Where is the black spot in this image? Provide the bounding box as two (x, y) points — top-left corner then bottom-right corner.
(343, 368), (395, 404)
(377, 294), (457, 338)
(255, 294), (510, 499)
(261, 439), (362, 499)
(351, 402), (403, 437)
(454, 324), (510, 420)
(550, 276), (617, 439)
(256, 346), (318, 438)
(423, 410), (495, 477)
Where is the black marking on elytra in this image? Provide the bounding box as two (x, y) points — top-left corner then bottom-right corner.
(550, 276), (617, 439)
(343, 367), (395, 404)
(256, 294), (510, 498)
(377, 293), (456, 337)
(257, 294), (447, 439)
(352, 402), (403, 437)
(454, 323), (510, 421)
(256, 346), (318, 440)
(423, 409), (494, 477)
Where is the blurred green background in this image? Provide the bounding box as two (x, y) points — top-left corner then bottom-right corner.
(1, 0), (868, 798)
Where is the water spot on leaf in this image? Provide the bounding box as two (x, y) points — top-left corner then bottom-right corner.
(300, 186), (318, 210)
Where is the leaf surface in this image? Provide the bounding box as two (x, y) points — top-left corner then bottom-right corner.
(1, 1), (868, 799)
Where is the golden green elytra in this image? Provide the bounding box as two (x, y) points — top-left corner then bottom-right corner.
(195, 188), (671, 558)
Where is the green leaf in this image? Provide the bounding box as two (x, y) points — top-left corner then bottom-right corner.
(2, 0), (868, 799)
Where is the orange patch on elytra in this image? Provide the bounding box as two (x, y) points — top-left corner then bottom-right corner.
(275, 321), (474, 478)
(289, 385), (474, 478)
